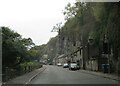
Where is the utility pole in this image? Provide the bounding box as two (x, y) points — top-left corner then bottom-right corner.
(51, 22), (62, 63)
(107, 33), (110, 74)
(80, 34), (86, 70)
(103, 33), (110, 74)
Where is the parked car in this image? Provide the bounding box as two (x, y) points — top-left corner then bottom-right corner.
(57, 63), (62, 66)
(63, 63), (69, 68)
(48, 63), (53, 65)
(76, 65), (80, 70)
(69, 63), (80, 70)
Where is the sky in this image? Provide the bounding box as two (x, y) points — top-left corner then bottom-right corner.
(0, 0), (76, 45)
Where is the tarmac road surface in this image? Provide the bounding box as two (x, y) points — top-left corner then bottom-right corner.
(29, 65), (119, 84)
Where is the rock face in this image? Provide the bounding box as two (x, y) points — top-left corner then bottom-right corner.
(48, 2), (120, 74)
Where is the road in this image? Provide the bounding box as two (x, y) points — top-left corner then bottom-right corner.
(29, 65), (118, 84)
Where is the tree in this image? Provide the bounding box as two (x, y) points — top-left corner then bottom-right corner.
(2, 27), (35, 68)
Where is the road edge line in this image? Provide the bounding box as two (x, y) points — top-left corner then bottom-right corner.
(25, 66), (46, 84)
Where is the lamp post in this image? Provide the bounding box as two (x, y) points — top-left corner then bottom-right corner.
(103, 33), (110, 74)
(88, 38), (94, 71)
(51, 22), (62, 60)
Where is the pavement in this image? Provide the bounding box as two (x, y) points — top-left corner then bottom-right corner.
(0, 74), (1, 86)
(3, 66), (46, 84)
(79, 69), (120, 82)
(0, 81), (2, 86)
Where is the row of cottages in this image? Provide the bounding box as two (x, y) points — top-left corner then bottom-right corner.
(53, 39), (110, 72)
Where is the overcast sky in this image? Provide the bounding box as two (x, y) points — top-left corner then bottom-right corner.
(0, 0), (75, 45)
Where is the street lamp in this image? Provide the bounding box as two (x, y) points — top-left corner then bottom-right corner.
(88, 38), (94, 45)
(51, 22), (62, 56)
(88, 38), (94, 71)
(103, 33), (111, 74)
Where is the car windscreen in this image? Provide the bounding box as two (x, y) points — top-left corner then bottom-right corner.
(71, 64), (77, 67)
